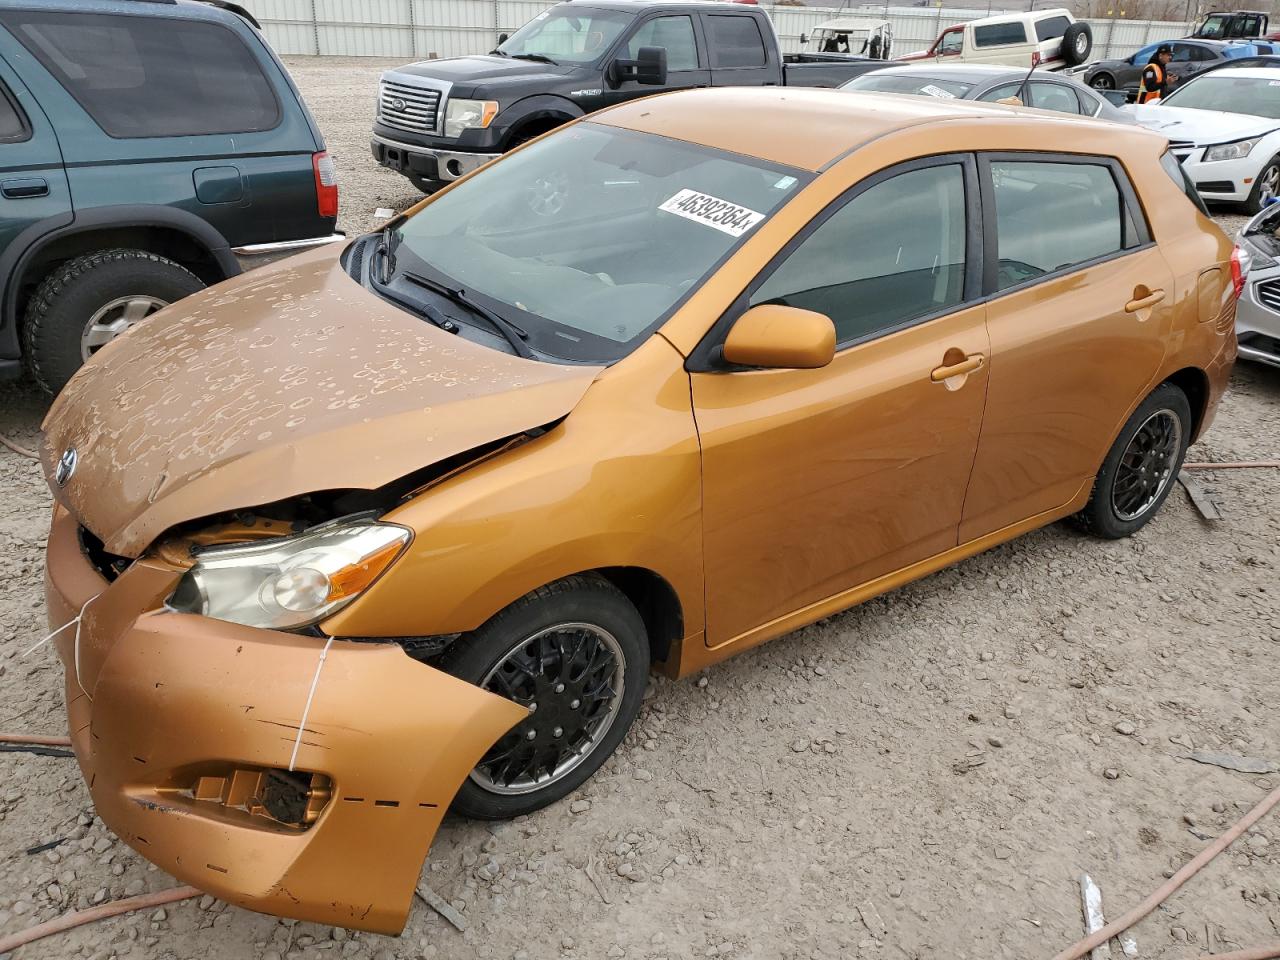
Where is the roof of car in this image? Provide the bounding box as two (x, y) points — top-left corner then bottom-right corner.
(958, 6), (1071, 25)
(1192, 64), (1280, 77)
(536, 0), (763, 11)
(592, 86), (1152, 170)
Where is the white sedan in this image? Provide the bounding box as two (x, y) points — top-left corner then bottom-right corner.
(1128, 67), (1280, 213)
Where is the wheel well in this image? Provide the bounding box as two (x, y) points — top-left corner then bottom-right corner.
(14, 226), (227, 327)
(1163, 366), (1209, 438)
(594, 567), (683, 667)
(504, 115), (572, 149)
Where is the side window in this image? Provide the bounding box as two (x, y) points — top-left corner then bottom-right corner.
(1029, 81), (1082, 114)
(977, 81), (1024, 103)
(0, 81), (31, 143)
(750, 164), (968, 344)
(1188, 45), (1215, 61)
(990, 161), (1131, 291)
(1035, 16), (1071, 41)
(706, 15), (766, 68)
(1170, 44), (1197, 62)
(0, 11), (280, 138)
(938, 30), (964, 55)
(628, 16), (699, 71)
(973, 22), (1029, 48)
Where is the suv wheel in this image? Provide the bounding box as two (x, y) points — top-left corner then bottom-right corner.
(438, 575), (650, 820)
(22, 249), (204, 394)
(1071, 382), (1192, 539)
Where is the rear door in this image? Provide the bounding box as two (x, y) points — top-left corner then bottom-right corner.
(1027, 79), (1085, 114)
(704, 13), (775, 86)
(969, 20), (1032, 66)
(959, 154), (1175, 542)
(0, 55), (71, 257)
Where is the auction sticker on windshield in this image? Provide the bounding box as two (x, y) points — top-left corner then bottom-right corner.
(659, 189), (766, 237)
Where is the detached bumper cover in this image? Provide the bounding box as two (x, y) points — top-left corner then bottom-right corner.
(45, 506), (525, 933)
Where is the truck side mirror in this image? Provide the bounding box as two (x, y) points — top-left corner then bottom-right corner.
(609, 45), (668, 87)
(799, 32), (808, 45)
(497, 32), (509, 44)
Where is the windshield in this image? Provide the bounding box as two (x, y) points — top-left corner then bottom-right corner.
(497, 6), (632, 64)
(1162, 75), (1280, 118)
(393, 123), (807, 362)
(841, 73), (974, 98)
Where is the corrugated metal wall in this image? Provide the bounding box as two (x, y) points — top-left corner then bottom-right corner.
(253, 0), (1193, 62)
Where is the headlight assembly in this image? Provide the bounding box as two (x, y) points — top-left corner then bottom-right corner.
(168, 520), (411, 630)
(1204, 138), (1261, 163)
(444, 99), (499, 138)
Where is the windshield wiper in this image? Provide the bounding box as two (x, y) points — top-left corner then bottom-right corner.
(490, 48), (509, 56)
(377, 224), (403, 284)
(372, 280), (462, 337)
(511, 52), (558, 65)
(401, 269), (534, 358)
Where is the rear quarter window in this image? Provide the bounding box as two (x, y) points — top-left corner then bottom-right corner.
(0, 11), (280, 138)
(0, 81), (30, 143)
(974, 22), (1030, 47)
(1035, 16), (1071, 41)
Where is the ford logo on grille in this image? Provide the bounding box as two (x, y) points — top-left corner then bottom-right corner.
(54, 446), (77, 487)
(388, 97), (407, 111)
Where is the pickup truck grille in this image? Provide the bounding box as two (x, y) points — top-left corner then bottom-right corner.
(379, 79), (442, 135)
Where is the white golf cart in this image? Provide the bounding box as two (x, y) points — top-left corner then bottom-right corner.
(800, 18), (894, 60)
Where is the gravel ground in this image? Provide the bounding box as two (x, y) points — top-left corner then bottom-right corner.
(1, 56), (1279, 960)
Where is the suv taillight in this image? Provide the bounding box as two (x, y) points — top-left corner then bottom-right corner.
(1231, 244), (1251, 300)
(312, 151), (338, 219)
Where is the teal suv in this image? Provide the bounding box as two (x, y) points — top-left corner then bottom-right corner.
(0, 0), (342, 393)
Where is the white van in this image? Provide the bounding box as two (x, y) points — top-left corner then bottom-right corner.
(899, 9), (1093, 71)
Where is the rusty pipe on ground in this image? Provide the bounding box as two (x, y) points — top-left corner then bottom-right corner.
(0, 433), (38, 460)
(1199, 947), (1280, 960)
(1051, 781), (1280, 960)
(0, 886), (201, 955)
(0, 732), (72, 747)
(1181, 461), (1280, 470)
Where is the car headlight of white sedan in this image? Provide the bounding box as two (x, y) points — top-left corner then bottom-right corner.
(1204, 137), (1262, 162)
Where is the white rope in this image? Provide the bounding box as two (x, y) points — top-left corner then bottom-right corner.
(288, 635), (335, 772)
(24, 593), (102, 658)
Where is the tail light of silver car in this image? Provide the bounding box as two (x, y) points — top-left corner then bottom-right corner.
(1231, 244), (1252, 300)
(313, 151), (339, 219)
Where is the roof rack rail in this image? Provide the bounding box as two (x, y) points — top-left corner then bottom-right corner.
(121, 0), (262, 30)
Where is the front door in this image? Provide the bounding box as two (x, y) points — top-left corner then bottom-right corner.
(959, 154), (1175, 542)
(692, 157), (990, 647)
(599, 13), (709, 110)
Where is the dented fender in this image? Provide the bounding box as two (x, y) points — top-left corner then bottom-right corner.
(47, 506), (526, 933)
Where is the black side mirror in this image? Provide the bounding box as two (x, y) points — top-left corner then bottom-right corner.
(609, 45), (668, 87)
(497, 32), (509, 44)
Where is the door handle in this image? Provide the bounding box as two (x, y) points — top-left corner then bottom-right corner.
(1125, 288), (1166, 313)
(2, 178), (49, 199)
(931, 352), (985, 382)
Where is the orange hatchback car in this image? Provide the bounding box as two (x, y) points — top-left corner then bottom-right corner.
(40, 89), (1237, 932)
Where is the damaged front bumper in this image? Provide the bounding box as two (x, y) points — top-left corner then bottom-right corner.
(45, 505), (525, 934)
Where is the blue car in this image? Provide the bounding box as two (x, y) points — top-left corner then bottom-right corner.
(1082, 38), (1275, 98)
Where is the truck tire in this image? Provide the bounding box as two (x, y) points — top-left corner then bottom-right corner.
(22, 249), (204, 395)
(1062, 23), (1093, 66)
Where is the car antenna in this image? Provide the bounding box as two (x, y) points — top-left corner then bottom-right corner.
(1015, 59), (1038, 105)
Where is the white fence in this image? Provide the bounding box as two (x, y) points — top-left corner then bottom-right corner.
(253, 0), (1193, 62)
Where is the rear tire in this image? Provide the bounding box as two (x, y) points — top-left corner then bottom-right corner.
(438, 575), (650, 820)
(1071, 383), (1191, 540)
(21, 249), (203, 395)
(1090, 72), (1116, 90)
(1245, 155), (1280, 214)
(1062, 23), (1093, 66)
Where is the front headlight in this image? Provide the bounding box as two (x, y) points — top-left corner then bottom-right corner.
(168, 520), (411, 630)
(444, 98), (499, 138)
(1204, 137), (1261, 162)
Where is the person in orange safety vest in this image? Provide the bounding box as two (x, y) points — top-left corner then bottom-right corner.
(1137, 45), (1177, 103)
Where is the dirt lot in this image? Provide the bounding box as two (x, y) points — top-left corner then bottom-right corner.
(1, 57), (1279, 960)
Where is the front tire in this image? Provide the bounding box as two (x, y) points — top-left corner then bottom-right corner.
(1245, 156), (1280, 214)
(407, 173), (443, 194)
(1072, 383), (1191, 539)
(22, 249), (203, 395)
(1090, 72), (1115, 90)
(439, 575), (649, 820)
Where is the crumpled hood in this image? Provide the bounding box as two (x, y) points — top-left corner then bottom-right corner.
(1128, 104), (1279, 145)
(40, 246), (601, 557)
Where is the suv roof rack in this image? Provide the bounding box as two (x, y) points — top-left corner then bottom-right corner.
(122, 0), (261, 29)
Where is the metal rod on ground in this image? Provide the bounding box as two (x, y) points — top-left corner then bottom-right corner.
(0, 433), (38, 460)
(0, 733), (72, 747)
(0, 886), (200, 955)
(1199, 947), (1280, 960)
(1181, 461), (1280, 470)
(1050, 781), (1280, 960)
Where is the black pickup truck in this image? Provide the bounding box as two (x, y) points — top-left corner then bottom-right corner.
(371, 0), (889, 192)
